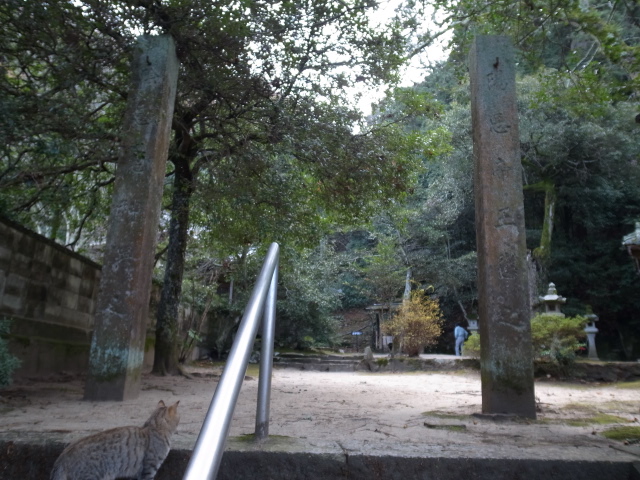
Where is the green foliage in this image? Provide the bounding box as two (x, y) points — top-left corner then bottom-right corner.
(275, 243), (343, 349)
(461, 314), (587, 365)
(179, 329), (203, 365)
(3, 0), (639, 362)
(359, 234), (407, 306)
(383, 289), (443, 356)
(434, 0), (639, 110)
(0, 318), (21, 387)
(531, 314), (587, 366)
(0, 0), (125, 251)
(462, 333), (480, 358)
(0, 0), (425, 248)
(337, 270), (371, 310)
(518, 73), (640, 358)
(388, 82), (478, 322)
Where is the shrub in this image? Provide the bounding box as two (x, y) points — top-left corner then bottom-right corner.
(464, 314), (587, 367)
(0, 318), (21, 387)
(531, 313), (587, 366)
(383, 290), (443, 356)
(462, 333), (481, 358)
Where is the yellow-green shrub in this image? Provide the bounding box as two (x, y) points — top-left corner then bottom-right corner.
(383, 290), (443, 356)
(462, 333), (481, 358)
(531, 313), (587, 365)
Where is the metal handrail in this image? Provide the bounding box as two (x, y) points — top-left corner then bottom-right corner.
(183, 242), (279, 480)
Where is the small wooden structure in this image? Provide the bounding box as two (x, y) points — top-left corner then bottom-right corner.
(365, 303), (401, 351)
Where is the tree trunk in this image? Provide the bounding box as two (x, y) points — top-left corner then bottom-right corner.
(532, 180), (556, 269)
(526, 180), (556, 293)
(152, 153), (194, 375)
(403, 268), (412, 301)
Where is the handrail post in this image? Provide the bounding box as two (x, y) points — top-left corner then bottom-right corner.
(182, 243), (279, 480)
(255, 262), (277, 440)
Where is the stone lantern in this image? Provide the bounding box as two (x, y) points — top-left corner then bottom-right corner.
(538, 283), (600, 361)
(622, 222), (640, 275)
(538, 283), (566, 316)
(584, 311), (599, 360)
(467, 317), (479, 335)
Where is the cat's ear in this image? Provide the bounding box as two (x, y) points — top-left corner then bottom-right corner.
(157, 400), (166, 408)
(169, 401), (179, 412)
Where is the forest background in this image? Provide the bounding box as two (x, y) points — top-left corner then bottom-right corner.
(1, 0), (639, 374)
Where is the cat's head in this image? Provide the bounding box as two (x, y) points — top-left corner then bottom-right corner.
(146, 400), (180, 432)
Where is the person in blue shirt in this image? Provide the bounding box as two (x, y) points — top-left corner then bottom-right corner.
(454, 323), (469, 356)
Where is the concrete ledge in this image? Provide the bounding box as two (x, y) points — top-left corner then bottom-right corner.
(2, 437), (637, 480)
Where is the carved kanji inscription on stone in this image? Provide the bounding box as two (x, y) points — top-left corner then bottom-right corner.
(496, 207), (515, 227)
(487, 66), (508, 91)
(489, 113), (511, 134)
(493, 156), (513, 179)
(470, 35), (536, 419)
(498, 250), (518, 280)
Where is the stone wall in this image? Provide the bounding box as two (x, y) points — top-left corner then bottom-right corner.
(0, 217), (161, 377)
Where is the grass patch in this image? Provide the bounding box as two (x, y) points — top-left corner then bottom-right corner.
(546, 382), (592, 391)
(422, 411), (469, 421)
(565, 414), (628, 427)
(615, 380), (640, 390)
(601, 426), (640, 442)
(423, 423), (467, 432)
(560, 403), (599, 414)
(232, 433), (293, 443)
(234, 433), (258, 443)
(601, 400), (639, 413)
(559, 403), (629, 426)
(245, 364), (260, 377)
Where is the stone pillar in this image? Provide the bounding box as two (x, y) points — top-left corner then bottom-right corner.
(469, 36), (536, 418)
(84, 35), (178, 401)
(584, 314), (599, 360)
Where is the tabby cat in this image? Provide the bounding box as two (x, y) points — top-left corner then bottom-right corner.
(50, 400), (180, 480)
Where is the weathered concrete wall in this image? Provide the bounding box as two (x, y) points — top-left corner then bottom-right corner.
(0, 441), (636, 480)
(0, 216), (159, 377)
(0, 217), (100, 376)
(0, 217), (100, 331)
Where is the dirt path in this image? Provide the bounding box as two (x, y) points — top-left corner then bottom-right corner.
(1, 366), (639, 461)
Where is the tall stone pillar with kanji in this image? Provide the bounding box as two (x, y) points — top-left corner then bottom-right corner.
(84, 35), (178, 401)
(469, 35), (536, 418)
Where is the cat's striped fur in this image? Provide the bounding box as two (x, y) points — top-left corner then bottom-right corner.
(50, 400), (180, 480)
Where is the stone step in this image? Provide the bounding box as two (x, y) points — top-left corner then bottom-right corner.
(273, 353), (365, 371)
(272, 352), (366, 372)
(275, 353), (364, 361)
(273, 361), (358, 372)
(274, 356), (361, 365)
